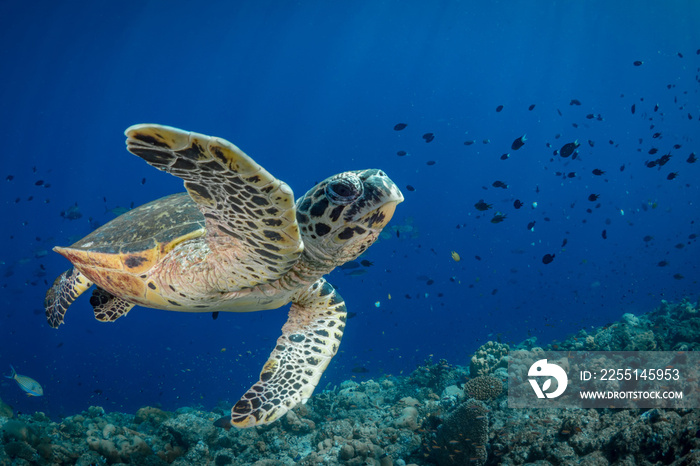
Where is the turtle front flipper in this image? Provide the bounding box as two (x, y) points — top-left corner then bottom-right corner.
(45, 268), (94, 328)
(90, 288), (135, 322)
(124, 124), (303, 290)
(221, 279), (346, 428)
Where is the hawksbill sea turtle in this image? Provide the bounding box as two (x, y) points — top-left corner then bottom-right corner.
(44, 124), (403, 428)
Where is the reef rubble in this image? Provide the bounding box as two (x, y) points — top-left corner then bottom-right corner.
(1, 299), (699, 465)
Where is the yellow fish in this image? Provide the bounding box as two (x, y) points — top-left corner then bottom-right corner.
(451, 251), (461, 262)
(5, 365), (43, 397)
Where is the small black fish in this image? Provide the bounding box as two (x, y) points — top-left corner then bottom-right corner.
(527, 221), (536, 231)
(35, 180), (44, 186)
(633, 60), (643, 66)
(542, 253), (555, 264)
(405, 185), (415, 192)
(643, 235), (653, 242)
(483, 139), (490, 144)
(394, 123), (407, 131)
(491, 213), (507, 223)
(500, 153), (510, 160)
(351, 366), (370, 373)
(567, 172), (576, 178)
(474, 199), (492, 211)
(657, 260), (668, 267)
(645, 160), (658, 168)
(620, 165), (625, 171)
(561, 238), (568, 247)
(212, 312), (219, 320)
(631, 104), (636, 114)
(560, 141), (579, 158)
(649, 148), (659, 155)
(674, 144), (682, 149)
(360, 260), (373, 267)
(588, 194), (600, 201)
(570, 99), (582, 106)
(141, 178), (146, 185)
(592, 169), (605, 176)
(687, 153), (697, 163)
(528, 104), (536, 111)
(557, 109), (562, 116)
(426, 160), (436, 166)
(588, 140), (595, 147)
(601, 229), (607, 239)
(464, 140), (475, 146)
(475, 255), (482, 261)
(586, 114), (595, 119)
(5, 175), (13, 181)
(654, 104), (659, 112)
(652, 132), (661, 138)
(422, 133), (434, 143)
(511, 134), (526, 150)
(513, 199), (523, 209)
(492, 180), (508, 189)
(496, 105), (504, 112)
(667, 172), (678, 180)
(658, 154), (672, 166)
(397, 150), (407, 156)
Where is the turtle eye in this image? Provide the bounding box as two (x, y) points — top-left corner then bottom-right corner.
(325, 174), (363, 205)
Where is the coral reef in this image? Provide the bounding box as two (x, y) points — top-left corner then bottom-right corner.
(469, 341), (509, 377)
(463, 375), (503, 401)
(0, 299), (698, 465)
(432, 400), (489, 465)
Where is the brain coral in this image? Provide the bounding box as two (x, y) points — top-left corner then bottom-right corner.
(433, 400), (489, 465)
(464, 375), (503, 401)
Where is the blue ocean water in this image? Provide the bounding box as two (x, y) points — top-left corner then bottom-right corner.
(0, 0), (697, 421)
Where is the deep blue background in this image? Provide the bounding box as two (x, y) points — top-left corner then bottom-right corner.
(0, 1), (698, 418)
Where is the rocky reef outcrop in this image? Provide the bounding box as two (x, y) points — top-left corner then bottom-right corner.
(0, 299), (698, 465)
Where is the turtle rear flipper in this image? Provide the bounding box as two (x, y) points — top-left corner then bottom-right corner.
(45, 268), (94, 328)
(90, 288), (135, 322)
(223, 279), (346, 428)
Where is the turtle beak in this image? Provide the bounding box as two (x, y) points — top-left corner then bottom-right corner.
(360, 171), (403, 230)
(360, 199), (401, 231)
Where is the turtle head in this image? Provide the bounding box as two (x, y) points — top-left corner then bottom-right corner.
(295, 169), (403, 267)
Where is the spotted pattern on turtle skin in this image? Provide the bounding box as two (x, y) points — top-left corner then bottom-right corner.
(125, 124), (303, 291)
(45, 268), (94, 328)
(294, 169), (403, 266)
(226, 278), (346, 428)
(45, 124), (405, 430)
(90, 288), (135, 322)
